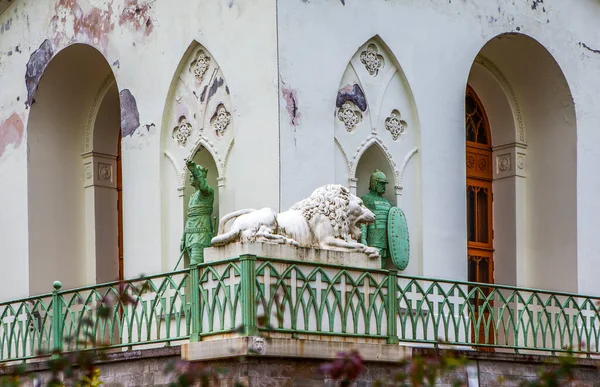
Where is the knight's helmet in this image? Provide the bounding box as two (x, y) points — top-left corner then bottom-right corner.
(369, 169), (388, 191)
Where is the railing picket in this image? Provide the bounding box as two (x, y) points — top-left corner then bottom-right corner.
(387, 270), (399, 344)
(51, 281), (64, 355)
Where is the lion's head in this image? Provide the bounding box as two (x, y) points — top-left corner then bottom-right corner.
(290, 184), (375, 241)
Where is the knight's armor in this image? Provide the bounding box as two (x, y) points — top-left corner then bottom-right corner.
(360, 170), (393, 262)
(181, 161), (214, 265)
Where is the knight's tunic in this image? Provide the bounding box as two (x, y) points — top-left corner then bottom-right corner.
(360, 192), (392, 259)
(184, 186), (214, 264)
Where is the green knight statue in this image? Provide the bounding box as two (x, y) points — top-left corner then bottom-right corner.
(180, 160), (215, 265)
(360, 170), (393, 266)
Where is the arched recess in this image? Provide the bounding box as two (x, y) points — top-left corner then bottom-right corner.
(27, 43), (122, 295)
(355, 143), (396, 205)
(466, 33), (577, 292)
(160, 41), (234, 270)
(334, 35), (421, 275)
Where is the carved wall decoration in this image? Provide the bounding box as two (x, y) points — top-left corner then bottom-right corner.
(82, 152), (117, 189)
(335, 36), (420, 201)
(360, 44), (384, 76)
(333, 36), (421, 271)
(84, 164), (93, 180)
(497, 155), (510, 172)
(493, 144), (526, 179)
(517, 154), (525, 170)
(162, 41), (234, 190)
(211, 104), (231, 137)
(189, 49), (211, 83)
(384, 109), (407, 140)
(338, 101), (362, 132)
(172, 116), (193, 147)
(98, 163), (112, 180)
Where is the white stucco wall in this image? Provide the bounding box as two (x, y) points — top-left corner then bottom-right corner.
(0, 0), (599, 300)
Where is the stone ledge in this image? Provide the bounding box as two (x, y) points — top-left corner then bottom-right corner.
(205, 242), (381, 269)
(182, 337), (410, 363)
(0, 346), (181, 375)
(413, 347), (600, 368)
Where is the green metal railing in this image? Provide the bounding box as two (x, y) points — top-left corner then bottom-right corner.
(2, 255), (600, 363)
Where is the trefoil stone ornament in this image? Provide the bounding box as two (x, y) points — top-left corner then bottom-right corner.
(189, 49), (211, 82)
(172, 116), (193, 147)
(384, 110), (407, 141)
(360, 44), (384, 76)
(211, 104), (231, 137)
(338, 102), (362, 132)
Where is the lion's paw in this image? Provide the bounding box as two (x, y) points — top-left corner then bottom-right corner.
(364, 247), (381, 259)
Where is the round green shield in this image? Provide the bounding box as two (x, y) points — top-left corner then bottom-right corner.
(388, 207), (410, 270)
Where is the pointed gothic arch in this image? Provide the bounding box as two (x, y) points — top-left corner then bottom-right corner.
(334, 35), (422, 275)
(160, 40), (234, 270)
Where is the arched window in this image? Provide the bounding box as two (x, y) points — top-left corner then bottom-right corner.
(465, 86), (493, 286)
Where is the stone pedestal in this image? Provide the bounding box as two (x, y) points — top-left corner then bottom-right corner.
(204, 242), (381, 269)
(182, 337), (409, 362)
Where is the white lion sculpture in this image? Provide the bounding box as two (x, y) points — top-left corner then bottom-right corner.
(210, 184), (380, 258)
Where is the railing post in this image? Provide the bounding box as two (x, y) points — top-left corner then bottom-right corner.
(387, 271), (399, 344)
(240, 254), (258, 336)
(51, 281), (63, 354)
(189, 264), (202, 342)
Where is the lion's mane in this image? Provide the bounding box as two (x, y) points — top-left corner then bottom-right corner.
(290, 185), (351, 240)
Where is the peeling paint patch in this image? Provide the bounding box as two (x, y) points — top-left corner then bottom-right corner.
(579, 42), (600, 55)
(1, 18), (12, 33)
(282, 87), (300, 126)
(207, 77), (224, 104)
(25, 39), (54, 108)
(122, 122), (155, 150)
(336, 84), (367, 112)
(120, 89), (140, 137)
(49, 0), (114, 52)
(531, 0), (545, 12)
(0, 113), (24, 157)
(200, 85), (208, 102)
(119, 0), (154, 37)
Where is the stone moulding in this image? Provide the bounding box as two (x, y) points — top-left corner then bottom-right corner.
(475, 54), (526, 144)
(182, 337), (410, 362)
(204, 242), (380, 269)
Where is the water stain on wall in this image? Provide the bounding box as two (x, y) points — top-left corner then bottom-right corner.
(49, 0), (155, 53)
(0, 113), (24, 157)
(119, 0), (154, 36)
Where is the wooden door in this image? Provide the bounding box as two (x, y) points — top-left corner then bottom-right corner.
(117, 131), (124, 280)
(465, 86), (494, 348)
